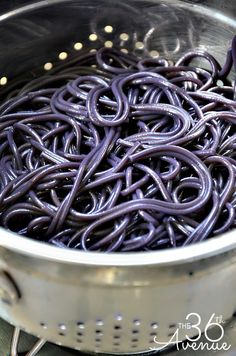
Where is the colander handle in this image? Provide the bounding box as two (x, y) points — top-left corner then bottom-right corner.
(0, 271), (20, 305)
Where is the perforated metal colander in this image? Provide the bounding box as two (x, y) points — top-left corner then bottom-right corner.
(1, 0), (236, 355)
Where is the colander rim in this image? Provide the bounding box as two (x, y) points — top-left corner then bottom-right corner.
(0, 226), (235, 266)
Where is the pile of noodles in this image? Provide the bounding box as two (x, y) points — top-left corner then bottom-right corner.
(0, 37), (236, 252)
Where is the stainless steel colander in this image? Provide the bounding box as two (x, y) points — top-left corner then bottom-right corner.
(0, 0), (236, 355)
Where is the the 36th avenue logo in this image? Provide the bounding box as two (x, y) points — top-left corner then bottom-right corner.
(150, 313), (231, 352)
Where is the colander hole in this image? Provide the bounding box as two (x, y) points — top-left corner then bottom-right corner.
(89, 34), (98, 41)
(133, 319), (141, 326)
(189, 271), (194, 277)
(114, 325), (122, 330)
(77, 339), (83, 343)
(77, 322), (85, 329)
(132, 329), (139, 334)
(150, 332), (157, 336)
(105, 41), (113, 48)
(113, 342), (120, 346)
(90, 49), (97, 53)
(39, 322), (47, 329)
(113, 335), (121, 339)
(74, 42), (83, 50)
(149, 339), (155, 343)
(0, 77), (7, 86)
(95, 338), (101, 342)
(120, 48), (128, 53)
(77, 332), (83, 336)
(104, 25), (113, 33)
(44, 62), (53, 71)
(95, 330), (103, 336)
(96, 319), (104, 326)
(149, 50), (159, 58)
(58, 52), (68, 60)
(131, 338), (138, 343)
(135, 41), (144, 50)
(120, 33), (129, 41)
(91, 64), (97, 68)
(151, 322), (158, 329)
(168, 332), (175, 337)
(131, 345), (137, 348)
(217, 80), (224, 87)
(169, 323), (176, 328)
(58, 332), (65, 336)
(115, 313), (123, 321)
(58, 323), (66, 330)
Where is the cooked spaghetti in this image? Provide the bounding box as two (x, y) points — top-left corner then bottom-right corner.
(0, 39), (236, 252)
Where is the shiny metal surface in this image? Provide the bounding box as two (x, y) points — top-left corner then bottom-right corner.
(0, 0), (236, 354)
(5, 316), (236, 355)
(0, 271), (20, 306)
